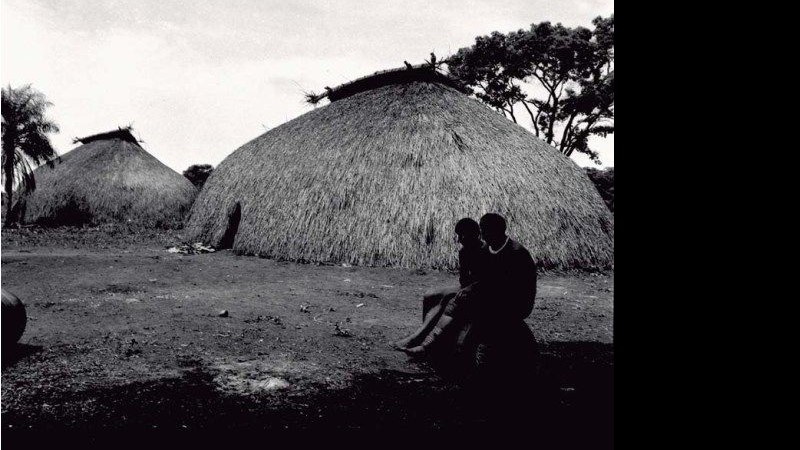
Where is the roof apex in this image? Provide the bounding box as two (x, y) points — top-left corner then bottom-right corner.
(319, 64), (468, 103)
(73, 126), (139, 145)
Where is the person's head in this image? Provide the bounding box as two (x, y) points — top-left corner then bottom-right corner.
(454, 217), (481, 247)
(479, 213), (507, 248)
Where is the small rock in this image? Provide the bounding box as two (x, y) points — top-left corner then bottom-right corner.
(218, 310), (229, 317)
(333, 323), (352, 337)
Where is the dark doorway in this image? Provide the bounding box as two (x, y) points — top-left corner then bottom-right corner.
(218, 202), (241, 249)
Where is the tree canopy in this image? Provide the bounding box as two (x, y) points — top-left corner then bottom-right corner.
(447, 15), (614, 163)
(183, 164), (214, 189)
(1, 84), (60, 226)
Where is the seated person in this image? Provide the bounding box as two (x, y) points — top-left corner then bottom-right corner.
(470, 213), (539, 385)
(394, 217), (486, 351)
(401, 213), (538, 379)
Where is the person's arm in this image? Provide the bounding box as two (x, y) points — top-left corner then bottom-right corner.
(458, 249), (474, 288)
(448, 262), (488, 316)
(509, 248), (537, 320)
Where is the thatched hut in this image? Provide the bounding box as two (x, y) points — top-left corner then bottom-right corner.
(186, 67), (614, 270)
(15, 128), (197, 227)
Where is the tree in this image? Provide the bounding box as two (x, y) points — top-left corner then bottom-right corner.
(183, 164), (214, 189)
(447, 15), (614, 163)
(1, 85), (60, 226)
(585, 166), (614, 212)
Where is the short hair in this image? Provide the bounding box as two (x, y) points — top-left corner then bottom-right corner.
(454, 217), (480, 237)
(479, 213), (507, 234)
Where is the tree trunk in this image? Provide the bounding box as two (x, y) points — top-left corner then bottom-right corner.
(546, 97), (558, 145)
(506, 102), (518, 124)
(521, 101), (539, 137)
(559, 112), (579, 155)
(3, 152), (15, 227)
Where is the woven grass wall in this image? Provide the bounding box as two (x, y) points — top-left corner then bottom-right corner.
(186, 81), (613, 270)
(18, 139), (197, 228)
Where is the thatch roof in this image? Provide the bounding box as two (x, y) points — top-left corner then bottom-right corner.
(15, 130), (197, 227)
(186, 79), (614, 270)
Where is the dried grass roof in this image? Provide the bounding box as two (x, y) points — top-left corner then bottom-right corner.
(186, 80), (613, 270)
(17, 133), (197, 228)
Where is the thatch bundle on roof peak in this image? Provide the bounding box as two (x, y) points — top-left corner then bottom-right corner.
(72, 125), (139, 145)
(326, 64), (467, 102)
(306, 62), (466, 105)
(16, 128), (197, 228)
(187, 74), (613, 270)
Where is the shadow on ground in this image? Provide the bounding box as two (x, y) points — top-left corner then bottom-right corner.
(1, 343), (43, 370)
(2, 341), (612, 445)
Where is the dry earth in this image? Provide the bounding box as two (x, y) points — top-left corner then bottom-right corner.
(1, 226), (612, 442)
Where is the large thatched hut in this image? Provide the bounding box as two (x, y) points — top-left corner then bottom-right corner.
(15, 128), (197, 227)
(186, 67), (614, 270)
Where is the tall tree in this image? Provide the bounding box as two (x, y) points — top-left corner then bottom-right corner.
(447, 15), (614, 163)
(1, 85), (60, 226)
(183, 164), (214, 189)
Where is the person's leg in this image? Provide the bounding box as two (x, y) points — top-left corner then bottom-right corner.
(423, 287), (455, 321)
(395, 304), (443, 349)
(465, 340), (501, 422)
(395, 289), (456, 349)
(514, 320), (540, 378)
(400, 296), (466, 355)
(422, 292), (442, 321)
(477, 323), (539, 428)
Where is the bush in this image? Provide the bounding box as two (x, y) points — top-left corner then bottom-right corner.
(183, 164), (214, 189)
(585, 167), (614, 212)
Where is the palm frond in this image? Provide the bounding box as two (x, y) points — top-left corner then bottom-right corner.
(1, 84), (59, 209)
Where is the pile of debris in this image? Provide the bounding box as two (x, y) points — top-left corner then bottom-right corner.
(166, 242), (216, 254)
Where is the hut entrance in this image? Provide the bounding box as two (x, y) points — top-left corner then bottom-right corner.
(218, 202), (241, 249)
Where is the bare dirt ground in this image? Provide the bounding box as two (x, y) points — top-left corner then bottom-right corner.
(1, 226), (612, 442)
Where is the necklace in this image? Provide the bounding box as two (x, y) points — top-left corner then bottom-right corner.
(489, 237), (509, 255)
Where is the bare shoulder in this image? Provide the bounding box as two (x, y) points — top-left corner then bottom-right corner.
(510, 239), (536, 264)
(508, 238), (528, 253)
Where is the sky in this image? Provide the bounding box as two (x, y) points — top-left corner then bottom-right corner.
(1, 0), (614, 173)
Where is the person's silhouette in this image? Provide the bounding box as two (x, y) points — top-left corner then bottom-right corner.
(394, 218), (486, 352)
(467, 213), (539, 419)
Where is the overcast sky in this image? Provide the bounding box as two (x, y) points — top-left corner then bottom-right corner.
(1, 0), (614, 173)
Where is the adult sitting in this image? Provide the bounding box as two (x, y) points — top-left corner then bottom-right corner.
(468, 213), (539, 410)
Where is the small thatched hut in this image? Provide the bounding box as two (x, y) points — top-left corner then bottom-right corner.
(186, 66), (614, 270)
(15, 127), (197, 227)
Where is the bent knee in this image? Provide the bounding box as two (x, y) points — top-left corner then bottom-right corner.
(423, 290), (443, 303)
(423, 295), (439, 310)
